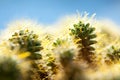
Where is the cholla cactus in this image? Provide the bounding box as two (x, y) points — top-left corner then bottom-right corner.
(60, 50), (73, 67)
(59, 50), (86, 80)
(0, 57), (22, 80)
(9, 29), (43, 60)
(107, 46), (120, 62)
(9, 29), (59, 80)
(53, 38), (65, 47)
(70, 21), (97, 63)
(46, 53), (58, 75)
(9, 29), (44, 80)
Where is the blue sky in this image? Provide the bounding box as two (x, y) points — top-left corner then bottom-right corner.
(0, 0), (120, 29)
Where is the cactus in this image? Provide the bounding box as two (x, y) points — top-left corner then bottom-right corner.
(9, 30), (43, 60)
(0, 57), (22, 80)
(53, 38), (65, 47)
(59, 50), (86, 80)
(70, 21), (97, 63)
(60, 50), (73, 67)
(9, 29), (58, 80)
(107, 46), (120, 62)
(9, 29), (44, 80)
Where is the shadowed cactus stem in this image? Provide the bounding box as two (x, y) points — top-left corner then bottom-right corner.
(0, 57), (22, 80)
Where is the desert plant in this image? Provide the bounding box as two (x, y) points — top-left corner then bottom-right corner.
(9, 29), (59, 80)
(107, 46), (120, 62)
(53, 38), (65, 47)
(59, 50), (86, 80)
(60, 50), (74, 67)
(9, 29), (43, 60)
(0, 57), (22, 80)
(9, 29), (45, 80)
(70, 21), (97, 63)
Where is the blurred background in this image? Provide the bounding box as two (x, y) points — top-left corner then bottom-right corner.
(0, 0), (120, 29)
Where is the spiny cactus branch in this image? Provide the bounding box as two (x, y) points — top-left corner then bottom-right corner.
(70, 21), (97, 63)
(9, 29), (43, 60)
